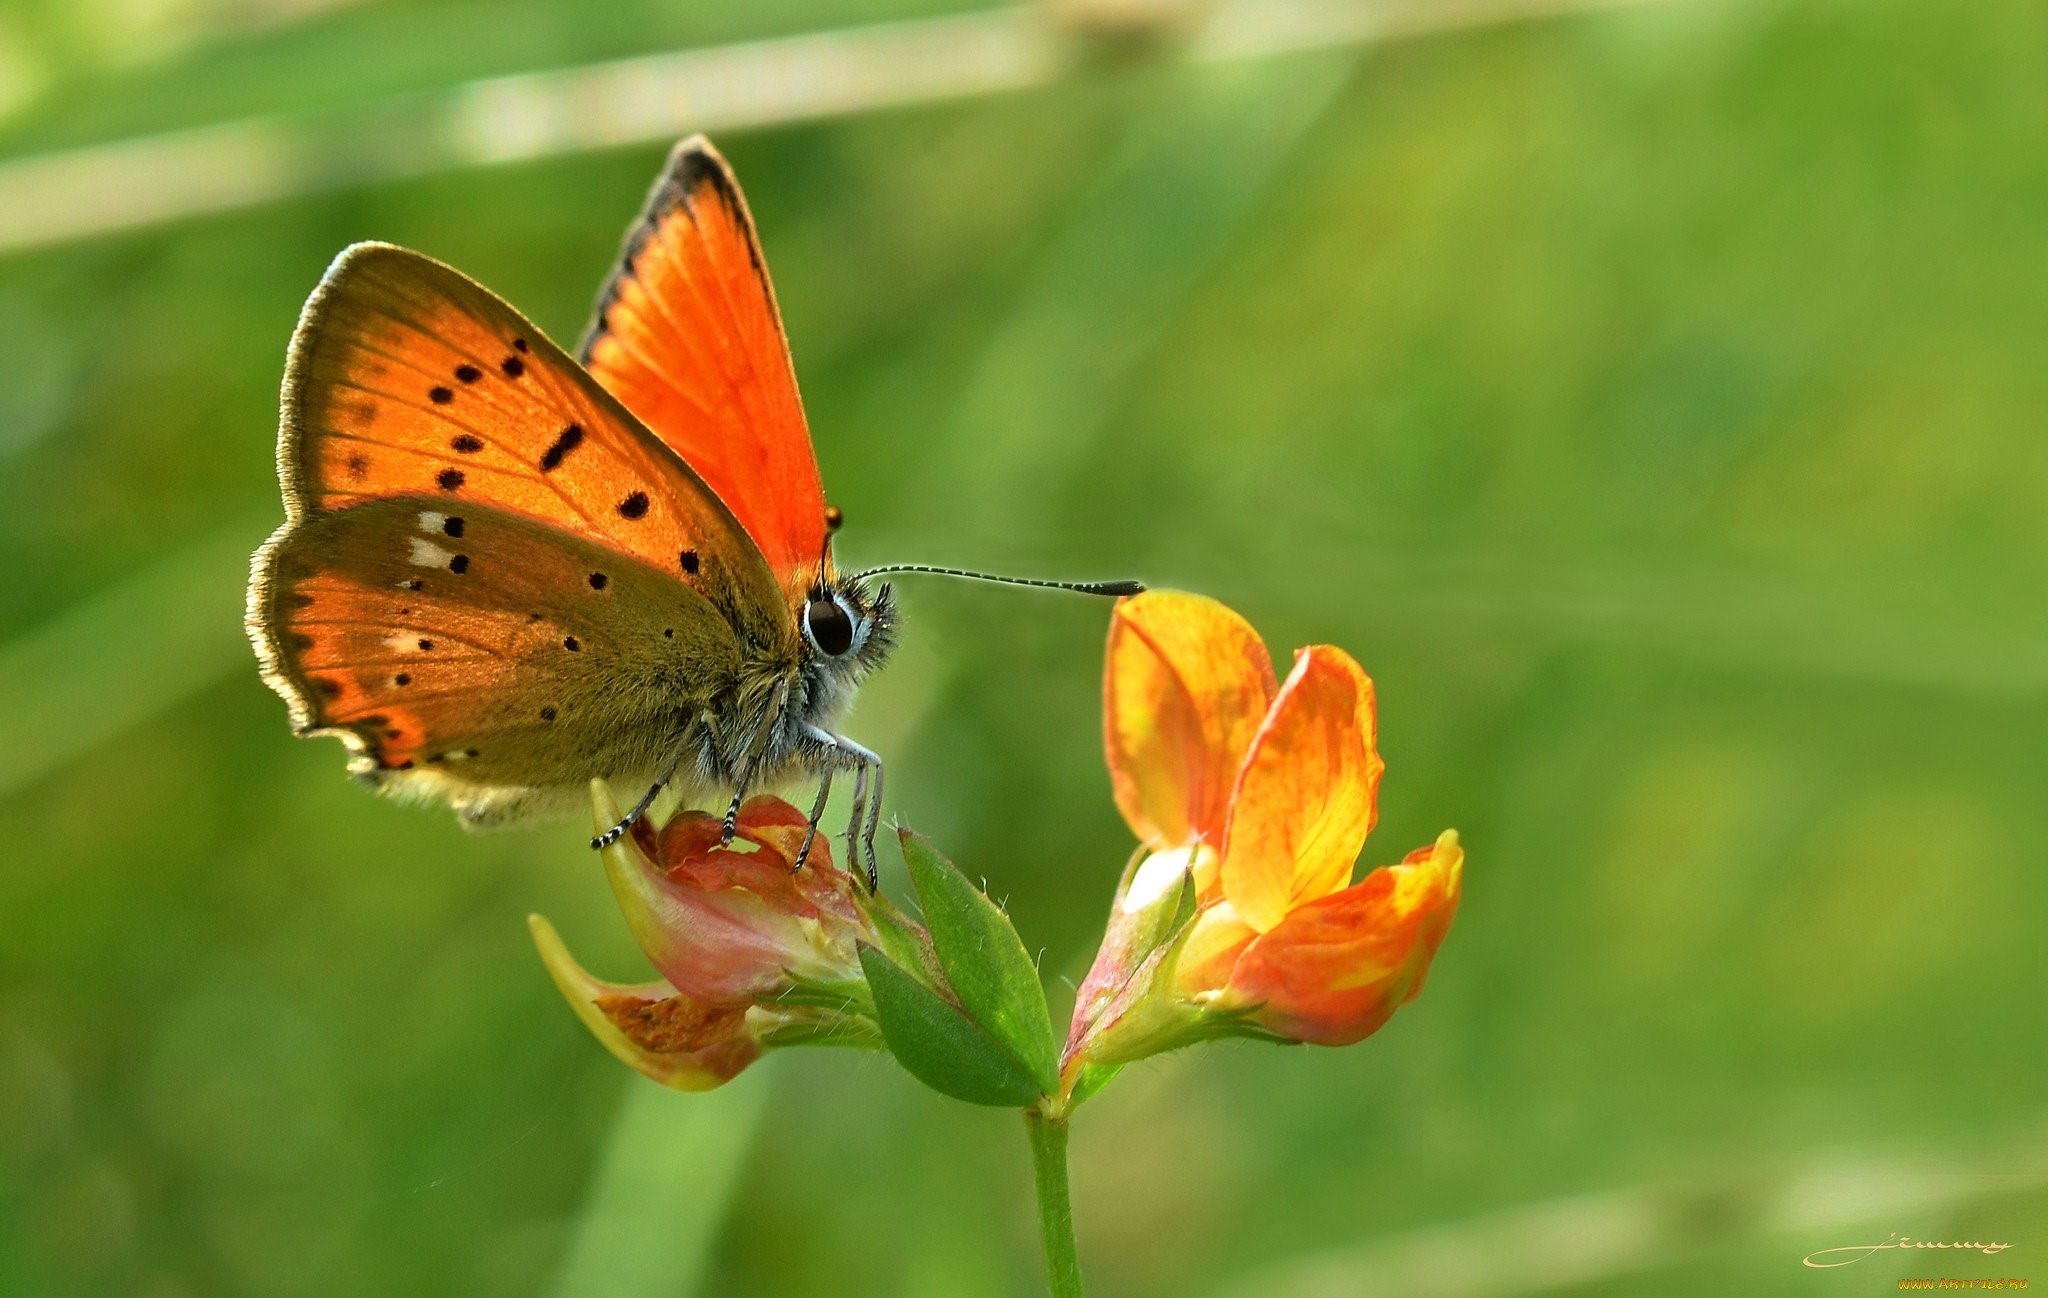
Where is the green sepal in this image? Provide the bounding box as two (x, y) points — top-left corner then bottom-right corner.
(1066, 1062), (1123, 1111)
(857, 884), (946, 983)
(774, 976), (876, 1019)
(753, 1014), (886, 1052)
(858, 943), (1045, 1108)
(897, 827), (1060, 1095)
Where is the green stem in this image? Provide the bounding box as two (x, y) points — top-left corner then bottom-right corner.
(1023, 1109), (1085, 1298)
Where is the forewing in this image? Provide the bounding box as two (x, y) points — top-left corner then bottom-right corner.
(281, 240), (786, 643)
(579, 136), (828, 582)
(251, 497), (742, 822)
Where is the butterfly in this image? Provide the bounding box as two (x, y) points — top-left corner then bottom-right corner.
(246, 136), (1139, 879)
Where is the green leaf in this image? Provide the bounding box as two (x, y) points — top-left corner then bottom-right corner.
(897, 827), (1060, 1095)
(859, 944), (1044, 1108)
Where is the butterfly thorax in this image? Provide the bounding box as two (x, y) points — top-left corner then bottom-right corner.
(682, 575), (894, 792)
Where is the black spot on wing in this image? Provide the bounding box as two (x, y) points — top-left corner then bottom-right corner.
(449, 555), (469, 574)
(437, 468), (464, 491)
(678, 549), (699, 575)
(588, 572), (607, 590)
(540, 424), (584, 472)
(442, 517), (464, 538)
(618, 491), (649, 519)
(501, 355), (525, 378)
(450, 435), (483, 454)
(429, 386), (453, 405)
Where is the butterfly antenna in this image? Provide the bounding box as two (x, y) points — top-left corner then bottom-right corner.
(847, 565), (1144, 597)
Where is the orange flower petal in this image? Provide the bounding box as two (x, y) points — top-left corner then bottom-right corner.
(1218, 645), (1384, 931)
(1104, 591), (1277, 852)
(1226, 831), (1462, 1045)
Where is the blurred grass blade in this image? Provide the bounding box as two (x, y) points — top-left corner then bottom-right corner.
(1212, 1143), (2048, 1298)
(545, 1067), (772, 1298)
(0, 0), (1675, 257)
(0, 518), (264, 798)
(887, 48), (1359, 548)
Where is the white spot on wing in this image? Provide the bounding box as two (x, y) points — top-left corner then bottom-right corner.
(409, 538), (453, 568)
(419, 510), (446, 533)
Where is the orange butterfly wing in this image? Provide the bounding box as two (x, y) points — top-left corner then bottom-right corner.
(578, 137), (829, 583)
(255, 497), (744, 824)
(249, 242), (793, 815)
(274, 241), (782, 629)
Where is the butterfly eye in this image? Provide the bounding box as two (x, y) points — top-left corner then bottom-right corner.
(805, 597), (856, 657)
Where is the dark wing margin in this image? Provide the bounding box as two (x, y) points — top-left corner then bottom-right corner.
(574, 136), (830, 583)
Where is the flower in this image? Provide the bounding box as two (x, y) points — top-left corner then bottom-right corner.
(530, 782), (888, 1091)
(604, 789), (875, 1006)
(1066, 592), (1464, 1068)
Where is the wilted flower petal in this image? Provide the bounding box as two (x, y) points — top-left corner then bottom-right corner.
(528, 915), (760, 1092)
(594, 782), (872, 1006)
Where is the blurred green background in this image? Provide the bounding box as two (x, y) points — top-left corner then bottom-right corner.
(2, 0), (2044, 1295)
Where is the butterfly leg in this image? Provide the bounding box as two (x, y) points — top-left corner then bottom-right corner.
(801, 724), (880, 887)
(795, 766), (834, 872)
(805, 730), (882, 889)
(591, 755), (684, 850)
(841, 757), (871, 885)
(720, 785), (746, 846)
(860, 753), (886, 883)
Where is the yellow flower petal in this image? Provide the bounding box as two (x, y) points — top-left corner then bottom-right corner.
(1174, 901), (1258, 996)
(1218, 645), (1383, 931)
(1104, 591), (1277, 852)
